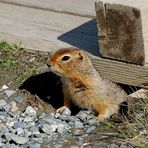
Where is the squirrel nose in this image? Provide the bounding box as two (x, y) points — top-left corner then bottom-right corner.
(46, 60), (51, 67)
(47, 62), (51, 67)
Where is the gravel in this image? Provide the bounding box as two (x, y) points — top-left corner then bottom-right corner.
(0, 87), (99, 147)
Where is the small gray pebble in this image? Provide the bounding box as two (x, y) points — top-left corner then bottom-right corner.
(31, 131), (41, 138)
(24, 106), (36, 116)
(0, 143), (5, 147)
(73, 129), (83, 136)
(11, 134), (28, 144)
(16, 128), (24, 135)
(70, 146), (79, 148)
(68, 116), (80, 122)
(40, 133), (47, 139)
(84, 118), (97, 125)
(62, 107), (71, 116)
(3, 133), (12, 141)
(74, 121), (84, 128)
(42, 123), (58, 134)
(84, 126), (95, 134)
(76, 111), (88, 121)
(0, 99), (7, 109)
(13, 121), (27, 129)
(4, 90), (15, 97)
(31, 138), (43, 144)
(37, 114), (55, 125)
(54, 112), (61, 118)
(13, 96), (24, 103)
(24, 116), (36, 122)
(29, 126), (39, 133)
(58, 115), (69, 121)
(28, 142), (41, 148)
(2, 103), (11, 112)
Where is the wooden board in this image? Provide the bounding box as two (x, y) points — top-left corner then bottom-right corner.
(0, 0), (96, 18)
(89, 54), (148, 88)
(95, 0), (148, 65)
(0, 2), (99, 55)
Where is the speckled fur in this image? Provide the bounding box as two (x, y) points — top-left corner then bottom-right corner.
(47, 48), (128, 121)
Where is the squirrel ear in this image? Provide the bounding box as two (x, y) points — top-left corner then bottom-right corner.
(78, 52), (83, 61)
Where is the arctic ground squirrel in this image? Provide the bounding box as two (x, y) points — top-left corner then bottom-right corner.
(47, 48), (128, 121)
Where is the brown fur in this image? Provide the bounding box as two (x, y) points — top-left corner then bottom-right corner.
(47, 48), (128, 121)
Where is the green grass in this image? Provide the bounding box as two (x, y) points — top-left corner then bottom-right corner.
(0, 41), (47, 87)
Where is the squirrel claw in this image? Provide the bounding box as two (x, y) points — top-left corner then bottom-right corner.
(96, 114), (110, 122)
(56, 106), (67, 114)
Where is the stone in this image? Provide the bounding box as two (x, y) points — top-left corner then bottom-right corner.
(24, 106), (36, 116)
(31, 138), (43, 144)
(74, 121), (84, 128)
(54, 112), (61, 118)
(6, 121), (15, 128)
(0, 143), (5, 147)
(10, 101), (19, 112)
(70, 146), (79, 148)
(2, 85), (9, 90)
(14, 96), (24, 103)
(4, 90), (15, 97)
(4, 133), (12, 141)
(76, 111), (88, 121)
(73, 129), (83, 136)
(84, 126), (95, 134)
(29, 126), (39, 133)
(84, 118), (97, 126)
(42, 124), (58, 134)
(28, 142), (41, 148)
(13, 121), (27, 129)
(58, 115), (69, 121)
(28, 57), (36, 63)
(11, 134), (28, 144)
(24, 116), (35, 122)
(37, 114), (55, 125)
(0, 99), (7, 109)
(32, 132), (41, 138)
(57, 124), (66, 134)
(0, 123), (5, 129)
(16, 128), (24, 135)
(62, 107), (71, 116)
(2, 104), (11, 112)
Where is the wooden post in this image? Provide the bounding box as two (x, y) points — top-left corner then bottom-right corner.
(95, 0), (148, 65)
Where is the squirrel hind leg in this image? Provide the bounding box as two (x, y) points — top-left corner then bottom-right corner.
(96, 111), (111, 121)
(95, 103), (119, 121)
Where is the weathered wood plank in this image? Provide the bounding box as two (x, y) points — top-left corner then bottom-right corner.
(0, 2), (99, 55)
(95, 0), (148, 65)
(89, 54), (148, 88)
(0, 0), (96, 17)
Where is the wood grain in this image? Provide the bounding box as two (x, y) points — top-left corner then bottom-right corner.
(89, 54), (148, 88)
(0, 0), (96, 18)
(95, 0), (148, 65)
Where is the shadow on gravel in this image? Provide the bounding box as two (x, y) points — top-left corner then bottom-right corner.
(19, 72), (80, 114)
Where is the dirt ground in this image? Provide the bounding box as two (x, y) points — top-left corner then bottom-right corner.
(0, 41), (147, 147)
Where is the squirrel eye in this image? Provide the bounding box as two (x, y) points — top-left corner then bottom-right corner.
(61, 56), (71, 61)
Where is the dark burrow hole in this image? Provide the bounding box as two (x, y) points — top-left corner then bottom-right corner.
(19, 72), (140, 116)
(19, 72), (80, 115)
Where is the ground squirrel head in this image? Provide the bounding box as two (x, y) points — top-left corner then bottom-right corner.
(47, 48), (93, 78)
